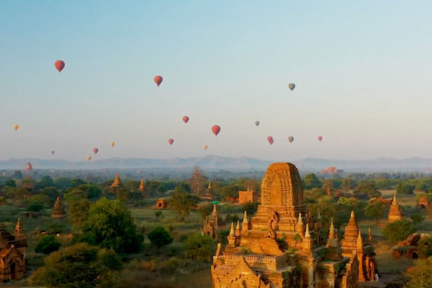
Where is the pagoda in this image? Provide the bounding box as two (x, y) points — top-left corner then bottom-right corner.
(203, 204), (219, 239)
(341, 211), (378, 282)
(139, 178), (149, 198)
(388, 194), (403, 222)
(110, 173), (123, 188)
(212, 162), (361, 288)
(24, 163), (32, 172)
(51, 196), (66, 219)
(200, 181), (215, 200)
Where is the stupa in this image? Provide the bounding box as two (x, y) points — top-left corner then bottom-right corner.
(203, 204), (219, 239)
(51, 196), (66, 219)
(24, 163), (32, 172)
(110, 173), (123, 188)
(212, 162), (361, 288)
(388, 194), (403, 222)
(200, 181), (215, 200)
(341, 211), (378, 282)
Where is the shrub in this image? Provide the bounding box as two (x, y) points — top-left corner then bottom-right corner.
(183, 233), (216, 262)
(147, 227), (173, 248)
(34, 235), (61, 254)
(411, 213), (425, 226)
(396, 183), (415, 195)
(242, 202), (259, 216)
(418, 237), (432, 259)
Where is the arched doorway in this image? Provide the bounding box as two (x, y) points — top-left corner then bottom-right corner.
(10, 261), (17, 280)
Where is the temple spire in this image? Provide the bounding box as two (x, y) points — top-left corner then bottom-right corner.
(139, 178), (145, 192)
(242, 211), (248, 223)
(357, 232), (364, 250)
(317, 208), (321, 220)
(329, 218), (335, 239)
(14, 218), (25, 240)
(392, 194), (398, 205)
(298, 213), (303, 225)
(208, 181), (212, 189)
(368, 227), (373, 242)
(235, 220), (241, 236)
(305, 224), (311, 238)
(229, 222), (235, 236)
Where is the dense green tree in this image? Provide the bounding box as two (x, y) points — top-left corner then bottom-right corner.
(27, 202), (44, 212)
(79, 198), (143, 254)
(68, 199), (91, 229)
(404, 256), (432, 288)
(220, 185), (239, 201)
(303, 173), (321, 189)
(21, 177), (35, 191)
(418, 237), (432, 259)
(147, 227), (173, 248)
(37, 175), (54, 189)
(4, 179), (16, 187)
(374, 179), (395, 190)
(54, 177), (71, 189)
(70, 178), (86, 188)
(243, 202), (259, 216)
(411, 213), (425, 225)
(364, 202), (386, 224)
(13, 171), (23, 180)
(29, 243), (121, 288)
(183, 233), (216, 261)
(383, 220), (416, 244)
(35, 235), (61, 254)
(396, 183), (415, 195)
(341, 178), (356, 191)
(198, 202), (213, 219)
(124, 180), (140, 191)
(353, 181), (381, 198)
(40, 186), (59, 202)
(168, 187), (199, 220)
(415, 178), (432, 192)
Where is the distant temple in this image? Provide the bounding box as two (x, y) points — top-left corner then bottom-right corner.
(139, 179), (150, 198)
(321, 166), (344, 176)
(51, 196), (66, 219)
(110, 173), (123, 188)
(24, 163), (32, 172)
(212, 162), (369, 288)
(0, 219), (27, 283)
(238, 188), (259, 204)
(203, 205), (218, 239)
(388, 194), (403, 222)
(200, 182), (215, 201)
(155, 199), (167, 209)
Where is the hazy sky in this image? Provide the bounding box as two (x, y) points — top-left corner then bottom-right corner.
(1, 1), (432, 161)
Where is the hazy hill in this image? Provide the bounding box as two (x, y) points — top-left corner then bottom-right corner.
(0, 156), (431, 172)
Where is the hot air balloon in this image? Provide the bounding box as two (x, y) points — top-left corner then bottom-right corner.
(204, 145), (208, 150)
(13, 124), (19, 131)
(87, 156), (92, 161)
(93, 148), (99, 154)
(255, 121), (260, 127)
(51, 151), (55, 155)
(288, 83), (295, 91)
(154, 75), (163, 87)
(212, 125), (221, 136)
(110, 142), (115, 147)
(183, 116), (189, 123)
(267, 136), (274, 145)
(318, 136), (323, 142)
(168, 139), (174, 145)
(288, 136), (294, 143)
(55, 60), (65, 73)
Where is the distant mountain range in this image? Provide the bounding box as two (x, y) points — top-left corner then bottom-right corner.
(0, 156), (431, 172)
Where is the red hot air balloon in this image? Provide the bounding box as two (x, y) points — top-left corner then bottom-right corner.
(154, 75), (163, 87)
(212, 125), (221, 136)
(318, 136), (323, 142)
(55, 60), (65, 72)
(182, 116), (189, 123)
(168, 139), (174, 145)
(93, 148), (99, 154)
(267, 136), (274, 145)
(51, 151), (55, 155)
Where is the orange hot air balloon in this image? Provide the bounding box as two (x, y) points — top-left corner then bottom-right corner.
(182, 116), (189, 123)
(168, 139), (174, 145)
(13, 124), (19, 131)
(212, 125), (221, 136)
(55, 60), (65, 72)
(267, 136), (274, 145)
(93, 148), (99, 154)
(204, 145), (208, 150)
(154, 75), (163, 87)
(318, 136), (323, 142)
(87, 156), (92, 161)
(110, 142), (115, 147)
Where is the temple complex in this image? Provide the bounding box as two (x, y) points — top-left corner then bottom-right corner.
(388, 194), (403, 222)
(212, 162), (363, 288)
(203, 205), (219, 239)
(51, 196), (66, 219)
(0, 219), (27, 283)
(340, 212), (378, 282)
(110, 173), (123, 188)
(238, 188), (259, 204)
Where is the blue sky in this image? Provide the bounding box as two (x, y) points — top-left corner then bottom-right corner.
(1, 1), (432, 161)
